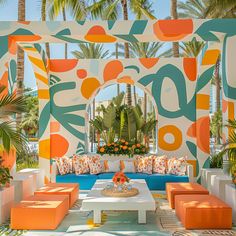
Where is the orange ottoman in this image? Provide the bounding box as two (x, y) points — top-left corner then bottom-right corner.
(34, 183), (79, 208)
(11, 195), (69, 230)
(166, 182), (209, 209)
(175, 194), (232, 229)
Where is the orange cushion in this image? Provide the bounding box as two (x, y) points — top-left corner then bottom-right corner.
(34, 183), (79, 208)
(175, 194), (232, 229)
(166, 182), (209, 209)
(11, 195), (69, 230)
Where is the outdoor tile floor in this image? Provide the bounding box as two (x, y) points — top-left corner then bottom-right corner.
(1, 191), (236, 236)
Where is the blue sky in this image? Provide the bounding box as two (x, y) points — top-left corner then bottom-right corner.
(0, 0), (182, 100)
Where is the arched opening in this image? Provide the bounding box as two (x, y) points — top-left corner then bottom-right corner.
(86, 82), (158, 155)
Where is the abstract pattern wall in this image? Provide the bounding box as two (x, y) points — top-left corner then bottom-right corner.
(0, 19), (235, 181)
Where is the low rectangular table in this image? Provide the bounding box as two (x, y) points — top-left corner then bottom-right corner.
(81, 179), (155, 224)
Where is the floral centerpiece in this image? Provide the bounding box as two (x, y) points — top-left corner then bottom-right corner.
(112, 172), (129, 186)
(97, 139), (148, 157)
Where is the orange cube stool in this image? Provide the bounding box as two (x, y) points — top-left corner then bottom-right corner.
(11, 195), (69, 230)
(34, 183), (79, 208)
(166, 182), (209, 209)
(175, 194), (232, 229)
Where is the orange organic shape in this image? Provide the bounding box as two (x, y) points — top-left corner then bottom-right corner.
(49, 59), (78, 72)
(187, 116), (210, 154)
(81, 77), (101, 99)
(11, 35), (41, 42)
(77, 69), (87, 79)
(50, 134), (69, 158)
(103, 60), (123, 82)
(153, 19), (193, 41)
(85, 26), (116, 43)
(50, 121), (60, 133)
(139, 58), (159, 69)
(158, 125), (182, 151)
(0, 71), (9, 98)
(117, 76), (134, 85)
(183, 58), (197, 81)
(202, 50), (220, 65)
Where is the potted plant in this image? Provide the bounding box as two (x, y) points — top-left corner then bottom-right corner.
(0, 157), (12, 190)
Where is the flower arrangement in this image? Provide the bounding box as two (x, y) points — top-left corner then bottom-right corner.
(232, 170), (236, 187)
(112, 172), (129, 186)
(97, 139), (148, 157)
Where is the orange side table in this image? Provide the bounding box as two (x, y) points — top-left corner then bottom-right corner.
(11, 195), (69, 230)
(166, 182), (209, 209)
(34, 183), (79, 208)
(175, 194), (232, 229)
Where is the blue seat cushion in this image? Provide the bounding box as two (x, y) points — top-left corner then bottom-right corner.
(98, 172), (149, 180)
(56, 173), (98, 190)
(147, 174), (189, 190)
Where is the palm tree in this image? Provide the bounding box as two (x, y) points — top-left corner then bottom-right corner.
(41, 0), (50, 59)
(20, 96), (38, 138)
(88, 0), (155, 106)
(72, 43), (110, 59)
(0, 86), (27, 154)
(48, 0), (87, 58)
(180, 38), (205, 57)
(171, 0), (179, 57)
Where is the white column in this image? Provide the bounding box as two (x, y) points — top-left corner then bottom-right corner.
(138, 210), (146, 224)
(93, 210), (101, 224)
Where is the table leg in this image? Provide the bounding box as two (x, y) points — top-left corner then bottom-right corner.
(138, 210), (146, 224)
(94, 210), (101, 224)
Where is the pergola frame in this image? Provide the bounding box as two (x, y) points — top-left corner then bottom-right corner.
(0, 19), (235, 181)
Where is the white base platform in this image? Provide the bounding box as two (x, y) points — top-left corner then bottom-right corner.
(82, 179), (156, 224)
(225, 184), (236, 225)
(0, 185), (14, 224)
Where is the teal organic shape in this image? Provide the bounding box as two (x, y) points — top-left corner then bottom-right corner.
(0, 36), (8, 59)
(39, 102), (50, 138)
(195, 19), (236, 41)
(56, 28), (71, 35)
(222, 37), (236, 99)
(138, 64), (196, 121)
(125, 65), (140, 74)
(77, 21), (85, 25)
(8, 59), (17, 92)
(108, 20), (116, 30)
(50, 74), (61, 86)
(52, 35), (87, 44)
(196, 66), (214, 92)
(186, 141), (197, 158)
(114, 34), (138, 43)
(130, 20), (148, 35)
(50, 81), (86, 141)
(76, 142), (85, 155)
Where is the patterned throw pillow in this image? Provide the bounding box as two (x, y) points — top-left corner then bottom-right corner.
(88, 156), (103, 174)
(152, 155), (167, 174)
(72, 155), (90, 175)
(120, 160), (136, 173)
(56, 156), (72, 175)
(167, 156), (187, 176)
(136, 156), (153, 174)
(104, 160), (120, 172)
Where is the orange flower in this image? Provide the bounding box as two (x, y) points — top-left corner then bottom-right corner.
(107, 143), (111, 147)
(120, 177), (125, 184)
(123, 146), (128, 150)
(114, 147), (118, 152)
(132, 144), (136, 149)
(100, 147), (105, 153)
(121, 139), (125, 143)
(125, 142), (128, 145)
(136, 143), (141, 148)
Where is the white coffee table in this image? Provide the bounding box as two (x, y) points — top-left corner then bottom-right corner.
(81, 179), (156, 224)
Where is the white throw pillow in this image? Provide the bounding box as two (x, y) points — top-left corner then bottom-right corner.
(104, 160), (120, 172)
(120, 160), (136, 173)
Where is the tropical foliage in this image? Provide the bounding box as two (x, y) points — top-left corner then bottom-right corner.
(90, 92), (157, 154)
(97, 140), (148, 156)
(20, 95), (39, 138)
(72, 43), (110, 59)
(0, 157), (12, 188)
(0, 86), (27, 154)
(210, 110), (222, 144)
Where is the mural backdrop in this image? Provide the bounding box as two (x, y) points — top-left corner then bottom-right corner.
(0, 19), (235, 181)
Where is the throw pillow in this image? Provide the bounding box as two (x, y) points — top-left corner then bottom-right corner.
(136, 156), (153, 174)
(88, 155), (103, 174)
(56, 156), (72, 175)
(120, 160), (136, 173)
(104, 160), (120, 172)
(167, 156), (187, 176)
(152, 155), (167, 174)
(72, 155), (90, 175)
